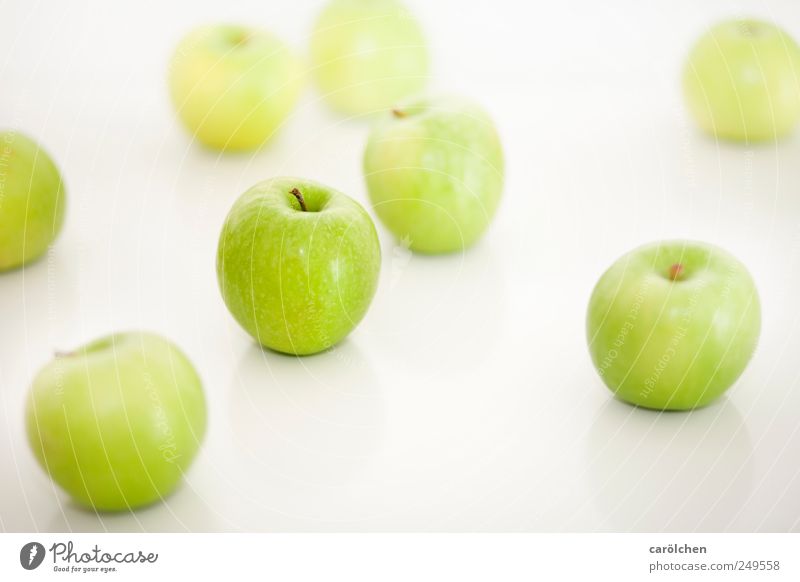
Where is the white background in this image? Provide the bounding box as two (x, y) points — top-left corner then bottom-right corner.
(1, 0), (800, 532)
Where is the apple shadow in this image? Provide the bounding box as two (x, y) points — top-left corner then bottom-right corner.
(226, 340), (385, 491)
(43, 501), (141, 533)
(41, 475), (231, 533)
(582, 397), (753, 532)
(365, 239), (507, 378)
(0, 245), (78, 342)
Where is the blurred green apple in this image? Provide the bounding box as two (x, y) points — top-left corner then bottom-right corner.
(217, 177), (381, 355)
(168, 24), (303, 151)
(683, 19), (800, 142)
(0, 131), (65, 271)
(363, 95), (504, 254)
(310, 0), (429, 115)
(587, 241), (761, 411)
(26, 332), (207, 511)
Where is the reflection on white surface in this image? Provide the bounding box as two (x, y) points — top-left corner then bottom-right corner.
(214, 342), (386, 530)
(230, 342), (384, 483)
(42, 478), (233, 533)
(367, 239), (506, 376)
(583, 398), (753, 532)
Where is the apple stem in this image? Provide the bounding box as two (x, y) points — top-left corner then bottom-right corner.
(668, 263), (685, 281)
(391, 108), (406, 118)
(290, 188), (307, 212)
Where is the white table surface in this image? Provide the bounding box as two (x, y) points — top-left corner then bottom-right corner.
(1, 0), (800, 532)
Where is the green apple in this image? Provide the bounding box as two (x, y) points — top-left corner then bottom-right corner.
(363, 95), (504, 254)
(26, 332), (207, 511)
(310, 0), (429, 115)
(168, 24), (303, 151)
(217, 177), (381, 355)
(586, 241), (761, 411)
(683, 19), (800, 142)
(0, 131), (65, 271)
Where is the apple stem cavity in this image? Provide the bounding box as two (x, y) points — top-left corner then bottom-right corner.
(738, 21), (765, 38)
(668, 263), (685, 281)
(290, 188), (308, 212)
(229, 29), (251, 48)
(391, 108), (407, 118)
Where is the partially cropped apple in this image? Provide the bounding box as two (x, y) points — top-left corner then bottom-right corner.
(683, 18), (800, 142)
(26, 332), (207, 511)
(310, 0), (429, 115)
(168, 25), (303, 151)
(587, 241), (761, 410)
(363, 95), (504, 254)
(217, 177), (381, 355)
(0, 131), (65, 271)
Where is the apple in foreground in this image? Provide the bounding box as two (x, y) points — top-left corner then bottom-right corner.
(217, 177), (381, 355)
(683, 19), (800, 142)
(0, 131), (65, 271)
(363, 95), (504, 254)
(168, 25), (303, 151)
(586, 241), (760, 410)
(26, 332), (207, 511)
(310, 0), (429, 115)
